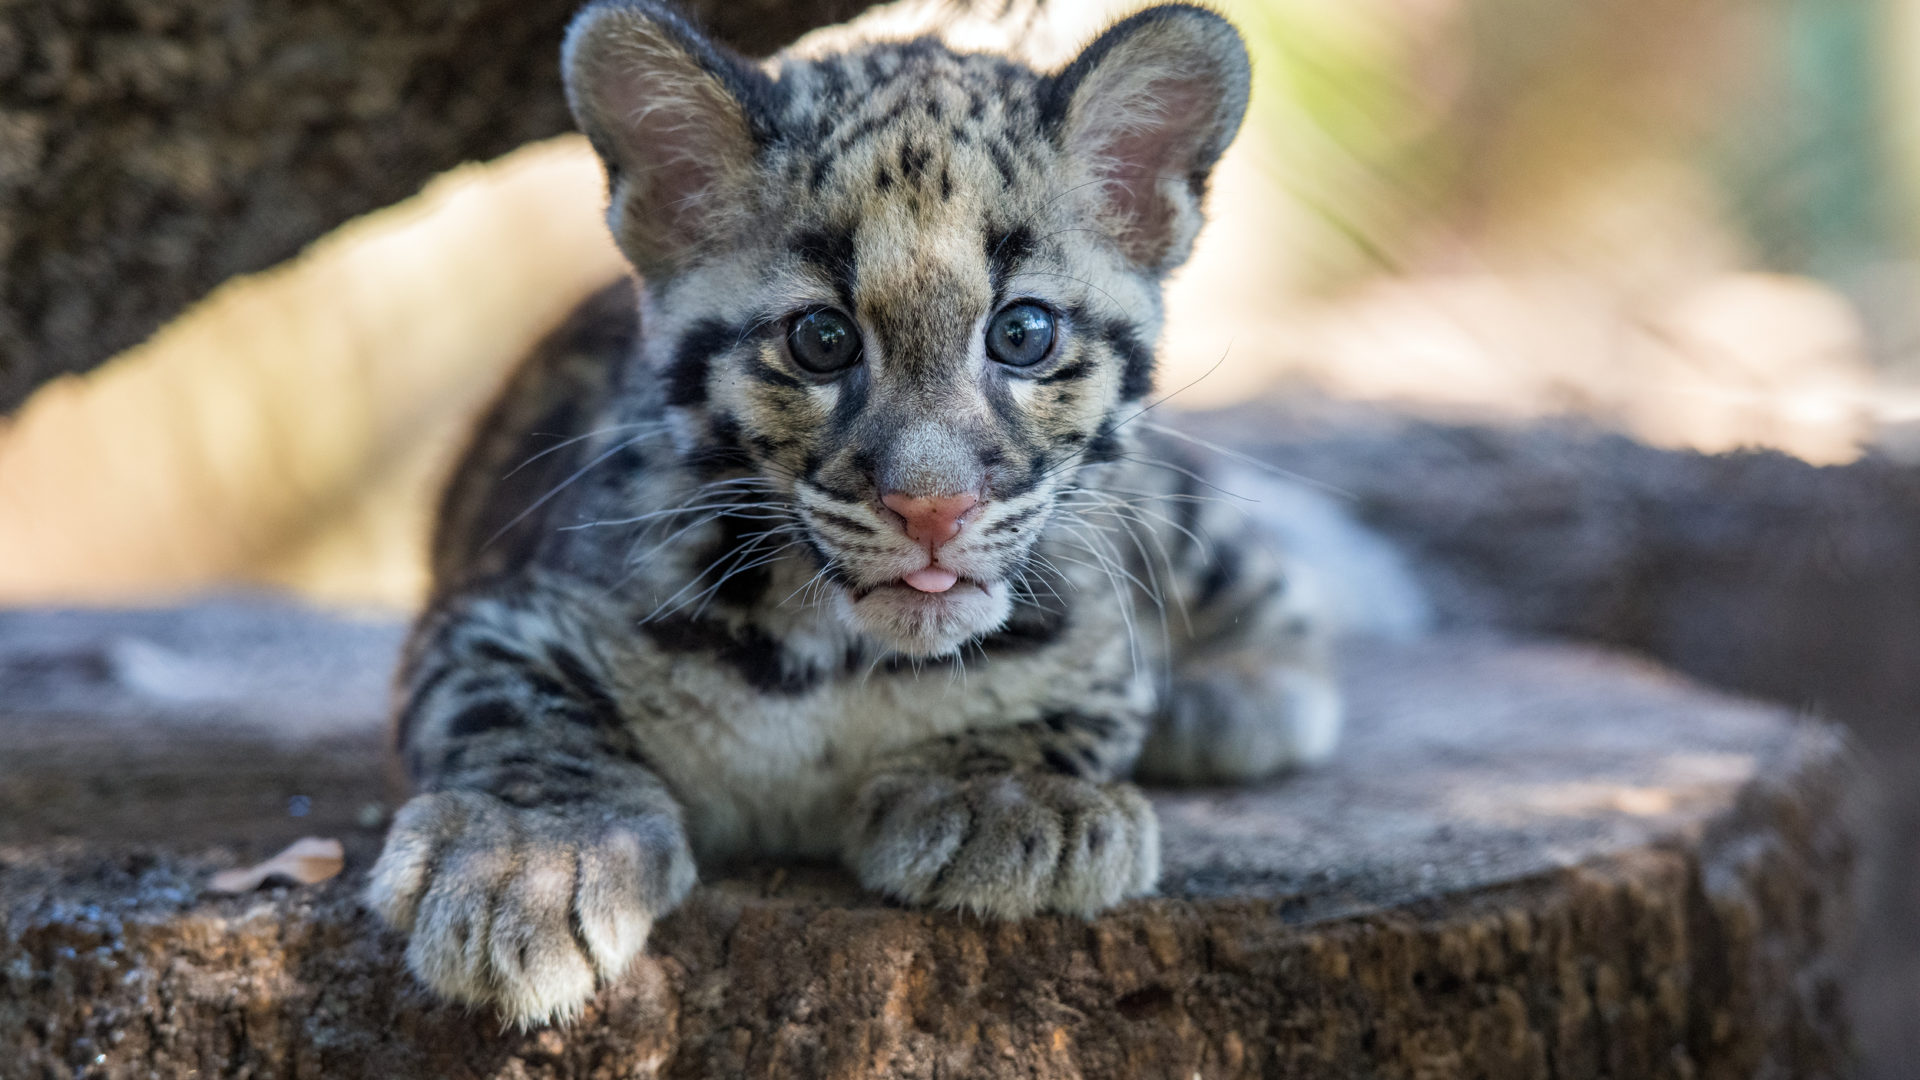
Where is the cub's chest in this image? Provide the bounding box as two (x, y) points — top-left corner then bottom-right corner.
(616, 647), (1127, 860)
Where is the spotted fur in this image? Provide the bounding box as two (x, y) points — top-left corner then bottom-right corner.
(368, 0), (1351, 1027)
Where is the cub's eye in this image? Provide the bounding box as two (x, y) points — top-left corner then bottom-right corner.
(787, 308), (863, 374)
(985, 302), (1056, 368)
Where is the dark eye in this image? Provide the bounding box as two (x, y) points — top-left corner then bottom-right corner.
(787, 308), (863, 374)
(985, 302), (1056, 368)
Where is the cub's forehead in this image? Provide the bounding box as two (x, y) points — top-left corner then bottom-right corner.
(765, 42), (1061, 212)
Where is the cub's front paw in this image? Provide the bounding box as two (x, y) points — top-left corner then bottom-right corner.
(845, 773), (1158, 919)
(365, 789), (695, 1027)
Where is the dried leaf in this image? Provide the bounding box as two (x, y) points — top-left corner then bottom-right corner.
(208, 836), (345, 894)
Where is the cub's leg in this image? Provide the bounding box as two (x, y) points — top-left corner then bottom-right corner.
(1120, 451), (1348, 785)
(1135, 569), (1341, 784)
(366, 581), (694, 1027)
(843, 710), (1157, 917)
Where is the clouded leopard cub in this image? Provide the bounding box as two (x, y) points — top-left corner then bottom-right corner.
(368, 0), (1363, 1027)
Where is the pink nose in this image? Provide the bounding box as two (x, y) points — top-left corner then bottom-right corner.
(880, 491), (980, 551)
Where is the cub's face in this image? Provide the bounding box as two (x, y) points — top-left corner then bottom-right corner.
(564, 1), (1250, 657)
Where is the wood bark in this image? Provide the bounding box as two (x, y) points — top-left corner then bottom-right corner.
(0, 602), (1858, 1078)
(0, 0), (870, 411)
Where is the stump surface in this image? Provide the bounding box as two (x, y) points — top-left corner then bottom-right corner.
(0, 601), (1857, 1078)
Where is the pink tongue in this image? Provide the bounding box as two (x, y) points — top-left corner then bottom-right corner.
(902, 567), (959, 594)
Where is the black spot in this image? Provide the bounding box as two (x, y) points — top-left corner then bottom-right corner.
(985, 505), (1039, 535)
(899, 139), (929, 183)
(547, 647), (622, 729)
(875, 165), (894, 191)
(664, 319), (740, 408)
(980, 583), (1068, 653)
(643, 615), (819, 695)
(681, 414), (753, 477)
(691, 509), (780, 609)
(939, 164), (953, 201)
(987, 139), (1017, 189)
(1042, 747), (1086, 777)
(1196, 542), (1241, 608)
(828, 364), (870, 441)
(447, 700), (523, 737)
(396, 660), (458, 747)
(1101, 319), (1156, 401)
(524, 671), (570, 702)
(1043, 711), (1120, 741)
(471, 640), (524, 667)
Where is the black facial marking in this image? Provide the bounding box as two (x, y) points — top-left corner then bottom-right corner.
(986, 505), (1040, 535)
(939, 164), (953, 202)
(899, 139), (929, 184)
(1101, 319), (1156, 401)
(1037, 357), (1093, 385)
(791, 227), (859, 306)
(987, 139), (1017, 189)
(683, 414), (752, 477)
(665, 319), (740, 408)
(876, 165), (894, 191)
(696, 509), (779, 609)
(750, 355), (805, 390)
(981, 367), (1023, 433)
(811, 508), (876, 535)
(1086, 417), (1124, 464)
(985, 225), (1036, 289)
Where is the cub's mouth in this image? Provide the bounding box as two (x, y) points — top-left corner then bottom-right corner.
(835, 572), (1014, 658)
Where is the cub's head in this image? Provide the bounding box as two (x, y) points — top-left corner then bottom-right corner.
(564, 0), (1249, 657)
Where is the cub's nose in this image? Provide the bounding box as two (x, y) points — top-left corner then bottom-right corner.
(880, 491), (981, 552)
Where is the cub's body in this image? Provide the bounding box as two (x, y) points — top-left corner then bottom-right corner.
(367, 0), (1385, 1027)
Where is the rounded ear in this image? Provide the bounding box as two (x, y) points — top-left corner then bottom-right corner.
(1047, 5), (1252, 273)
(562, 1), (775, 278)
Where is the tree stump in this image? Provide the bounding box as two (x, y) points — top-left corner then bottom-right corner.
(0, 601), (1858, 1078)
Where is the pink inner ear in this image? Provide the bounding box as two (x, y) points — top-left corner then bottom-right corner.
(1094, 76), (1216, 265)
(600, 61), (739, 255)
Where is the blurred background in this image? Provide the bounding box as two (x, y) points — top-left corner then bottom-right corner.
(0, 0), (1913, 1070)
(2, 0), (1917, 609)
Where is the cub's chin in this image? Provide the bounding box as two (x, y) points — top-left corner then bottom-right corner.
(835, 577), (1013, 659)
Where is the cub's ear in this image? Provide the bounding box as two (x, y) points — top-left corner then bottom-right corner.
(1048, 4), (1252, 273)
(562, 1), (774, 277)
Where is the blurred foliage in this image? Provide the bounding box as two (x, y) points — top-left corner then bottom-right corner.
(1228, 0), (1914, 297)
